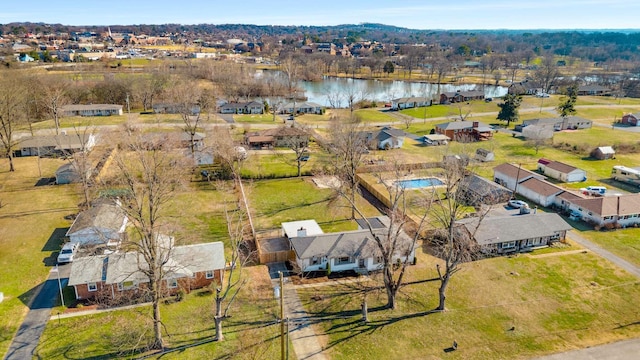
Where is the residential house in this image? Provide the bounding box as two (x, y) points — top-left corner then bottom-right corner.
(592, 146), (615, 160)
(152, 103), (201, 115)
(219, 101), (264, 114)
(554, 191), (587, 212)
(390, 97), (432, 110)
(475, 148), (495, 162)
(17, 133), (97, 157)
(457, 213), (572, 254)
(516, 177), (564, 207)
(621, 113), (640, 126)
(577, 85), (611, 96)
(537, 159), (587, 183)
(422, 134), (450, 146)
(244, 126), (309, 149)
(566, 194), (640, 227)
(493, 163), (545, 191)
(458, 174), (512, 206)
(66, 201), (128, 246)
(62, 104), (123, 117)
(362, 127), (406, 150)
(68, 242), (225, 301)
(287, 216), (414, 274)
(282, 220), (324, 239)
(508, 80), (542, 96)
(514, 116), (592, 132)
(435, 121), (494, 142)
(439, 90), (485, 104)
(280, 101), (324, 115)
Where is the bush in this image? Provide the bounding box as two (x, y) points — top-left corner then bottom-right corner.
(175, 289), (186, 302)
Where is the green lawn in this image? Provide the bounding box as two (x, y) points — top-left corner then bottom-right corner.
(234, 114), (277, 123)
(297, 249), (640, 360)
(400, 104), (452, 119)
(580, 228), (640, 267)
(0, 157), (81, 356)
(36, 266), (286, 360)
(354, 109), (396, 123)
(247, 177), (381, 231)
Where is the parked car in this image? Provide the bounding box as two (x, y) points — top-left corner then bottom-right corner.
(57, 242), (79, 264)
(508, 199), (528, 209)
(535, 92), (550, 98)
(580, 186), (606, 197)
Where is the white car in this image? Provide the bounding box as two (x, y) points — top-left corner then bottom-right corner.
(57, 242), (79, 264)
(508, 199), (528, 209)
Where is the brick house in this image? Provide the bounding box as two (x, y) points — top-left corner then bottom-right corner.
(68, 242), (225, 302)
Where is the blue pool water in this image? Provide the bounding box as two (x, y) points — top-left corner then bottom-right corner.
(395, 178), (444, 189)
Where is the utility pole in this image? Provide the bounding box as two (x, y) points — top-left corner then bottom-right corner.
(280, 271), (285, 360)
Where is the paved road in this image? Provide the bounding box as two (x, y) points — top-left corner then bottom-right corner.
(4, 266), (68, 360)
(534, 338), (640, 360)
(267, 263), (328, 360)
(568, 231), (640, 278)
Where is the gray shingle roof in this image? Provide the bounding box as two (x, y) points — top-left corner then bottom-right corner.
(290, 227), (413, 260)
(66, 202), (127, 236)
(457, 213), (572, 246)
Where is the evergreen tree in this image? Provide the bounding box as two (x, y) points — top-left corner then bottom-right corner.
(557, 84), (578, 118)
(496, 93), (523, 127)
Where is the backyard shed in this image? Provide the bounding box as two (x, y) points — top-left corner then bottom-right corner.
(592, 146), (615, 160)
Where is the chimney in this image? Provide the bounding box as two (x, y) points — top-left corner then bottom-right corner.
(472, 121), (479, 128)
(297, 227), (307, 237)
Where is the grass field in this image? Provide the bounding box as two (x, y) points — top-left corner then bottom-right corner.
(579, 228), (640, 267)
(354, 109), (396, 123)
(234, 114), (278, 123)
(297, 248), (640, 360)
(247, 177), (381, 232)
(0, 157), (81, 356)
(36, 266), (287, 360)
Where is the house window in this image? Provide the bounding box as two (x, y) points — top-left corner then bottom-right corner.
(167, 279), (178, 288)
(374, 256), (383, 264)
(588, 212), (593, 216)
(578, 208), (583, 212)
(117, 281), (136, 291)
(502, 241), (516, 249)
(311, 256), (319, 265)
(88, 282), (98, 292)
(205, 270), (214, 279)
(335, 256), (352, 265)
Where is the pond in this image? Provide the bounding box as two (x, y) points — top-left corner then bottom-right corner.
(256, 70), (508, 107)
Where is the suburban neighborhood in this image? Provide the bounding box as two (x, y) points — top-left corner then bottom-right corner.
(2, 8), (640, 360)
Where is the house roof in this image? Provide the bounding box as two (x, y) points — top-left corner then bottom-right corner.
(435, 121), (491, 131)
(540, 160), (581, 174)
(261, 126), (310, 138)
(458, 213), (572, 246)
(571, 194), (640, 217)
(282, 220), (324, 238)
(518, 177), (564, 197)
(18, 133), (94, 150)
(570, 197), (619, 217)
(55, 163), (76, 176)
(493, 163), (544, 181)
(69, 242), (225, 286)
(62, 104), (122, 111)
(247, 135), (275, 143)
(281, 101), (322, 109)
(596, 146), (615, 154)
(289, 227), (413, 260)
(68, 255), (108, 286)
(556, 191), (587, 202)
(392, 96), (430, 103)
(66, 202), (127, 236)
(424, 134), (450, 141)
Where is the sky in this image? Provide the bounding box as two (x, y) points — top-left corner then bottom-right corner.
(1, 0), (639, 30)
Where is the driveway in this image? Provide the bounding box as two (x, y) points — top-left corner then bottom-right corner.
(4, 267), (67, 360)
(218, 114), (235, 124)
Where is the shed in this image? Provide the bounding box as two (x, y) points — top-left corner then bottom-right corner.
(536, 159), (586, 183)
(475, 148), (495, 162)
(592, 146), (615, 160)
(55, 163), (81, 184)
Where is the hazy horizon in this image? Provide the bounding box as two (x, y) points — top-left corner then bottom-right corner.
(2, 0), (639, 31)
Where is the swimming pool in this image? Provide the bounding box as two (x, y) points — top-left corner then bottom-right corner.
(395, 178), (444, 189)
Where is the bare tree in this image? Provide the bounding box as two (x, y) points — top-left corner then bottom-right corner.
(329, 117), (370, 219)
(106, 131), (188, 350)
(38, 76), (70, 135)
(59, 125), (97, 209)
(428, 156), (491, 311)
(212, 183), (248, 341)
(165, 79), (213, 156)
(334, 158), (431, 309)
(533, 55), (562, 94)
(134, 72), (168, 111)
(523, 125), (554, 154)
(0, 70), (29, 172)
(275, 125), (311, 177)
